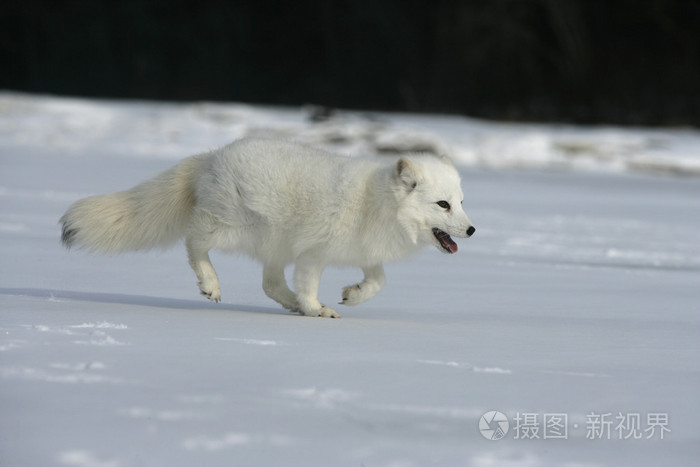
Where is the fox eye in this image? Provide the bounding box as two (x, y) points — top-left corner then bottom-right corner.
(436, 200), (451, 210)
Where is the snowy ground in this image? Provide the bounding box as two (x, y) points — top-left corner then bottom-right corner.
(1, 92), (699, 466)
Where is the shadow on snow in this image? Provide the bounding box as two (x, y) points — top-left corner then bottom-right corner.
(0, 287), (287, 316)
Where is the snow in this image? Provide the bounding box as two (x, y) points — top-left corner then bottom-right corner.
(1, 92), (699, 466)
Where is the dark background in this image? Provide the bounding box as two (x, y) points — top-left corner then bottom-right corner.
(2, 0), (699, 126)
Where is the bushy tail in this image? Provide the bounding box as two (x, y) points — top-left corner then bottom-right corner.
(60, 155), (208, 254)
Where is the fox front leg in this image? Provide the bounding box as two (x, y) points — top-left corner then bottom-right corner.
(339, 264), (386, 306)
(293, 254), (340, 318)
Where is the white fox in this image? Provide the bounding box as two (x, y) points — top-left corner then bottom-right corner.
(60, 138), (475, 318)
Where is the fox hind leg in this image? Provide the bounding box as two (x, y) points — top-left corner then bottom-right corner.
(186, 237), (221, 302)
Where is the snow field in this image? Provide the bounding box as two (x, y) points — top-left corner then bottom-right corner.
(1, 93), (699, 466)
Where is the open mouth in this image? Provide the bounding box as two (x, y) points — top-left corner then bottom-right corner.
(432, 228), (458, 254)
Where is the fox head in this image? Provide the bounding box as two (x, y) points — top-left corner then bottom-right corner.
(393, 155), (475, 254)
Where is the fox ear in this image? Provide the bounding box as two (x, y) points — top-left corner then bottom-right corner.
(396, 158), (421, 192)
(439, 154), (455, 167)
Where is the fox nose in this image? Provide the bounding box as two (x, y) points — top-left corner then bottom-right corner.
(466, 226), (476, 237)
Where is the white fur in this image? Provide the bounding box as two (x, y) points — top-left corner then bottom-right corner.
(61, 138), (475, 318)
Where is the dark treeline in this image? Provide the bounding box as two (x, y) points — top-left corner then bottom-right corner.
(1, 0), (699, 126)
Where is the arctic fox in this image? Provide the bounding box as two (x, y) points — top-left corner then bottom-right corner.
(60, 138), (475, 318)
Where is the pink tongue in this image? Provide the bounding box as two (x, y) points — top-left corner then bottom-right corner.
(437, 230), (458, 253)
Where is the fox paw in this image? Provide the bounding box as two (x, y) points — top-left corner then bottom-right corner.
(340, 281), (382, 306)
(198, 282), (221, 303)
(339, 284), (363, 306)
(295, 304), (341, 319)
(319, 306), (341, 319)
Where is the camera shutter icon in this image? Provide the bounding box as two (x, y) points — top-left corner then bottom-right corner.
(479, 411), (509, 440)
